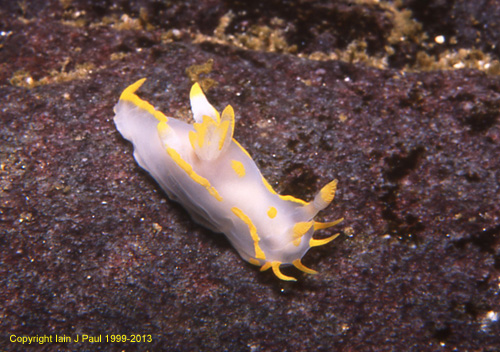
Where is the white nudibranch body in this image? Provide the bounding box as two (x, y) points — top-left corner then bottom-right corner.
(114, 79), (343, 281)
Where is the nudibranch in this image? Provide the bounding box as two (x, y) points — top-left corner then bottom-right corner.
(114, 79), (343, 281)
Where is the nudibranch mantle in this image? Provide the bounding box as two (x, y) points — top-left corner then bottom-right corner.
(114, 79), (343, 281)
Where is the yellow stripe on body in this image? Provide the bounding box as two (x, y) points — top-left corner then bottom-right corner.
(119, 78), (168, 123)
(262, 177), (277, 195)
(231, 160), (246, 178)
(166, 147), (223, 202)
(232, 139), (253, 159)
(261, 177), (308, 205)
(280, 194), (308, 205)
(231, 207), (266, 260)
(233, 136), (307, 206)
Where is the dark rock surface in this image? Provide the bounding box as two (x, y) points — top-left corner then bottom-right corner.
(1, 1), (499, 351)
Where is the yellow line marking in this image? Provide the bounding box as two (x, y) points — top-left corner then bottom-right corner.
(119, 78), (168, 123)
(166, 147), (222, 202)
(232, 139), (253, 159)
(262, 177), (308, 205)
(231, 207), (266, 260)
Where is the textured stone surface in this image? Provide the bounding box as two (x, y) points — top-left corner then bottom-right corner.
(1, 1), (499, 351)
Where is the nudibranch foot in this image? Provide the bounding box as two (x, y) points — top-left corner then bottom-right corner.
(114, 78), (344, 281)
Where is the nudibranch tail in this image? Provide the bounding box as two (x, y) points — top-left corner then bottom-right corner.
(114, 78), (344, 283)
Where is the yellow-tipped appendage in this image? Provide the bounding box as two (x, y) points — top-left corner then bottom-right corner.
(309, 233), (341, 247)
(313, 179), (338, 211)
(253, 181), (343, 281)
(188, 86), (235, 161)
(271, 262), (297, 281)
(292, 259), (318, 275)
(190, 82), (220, 123)
(261, 177), (308, 205)
(260, 262), (297, 281)
(313, 218), (344, 231)
(320, 179), (338, 204)
(259, 260), (318, 281)
(119, 78), (168, 123)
